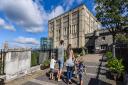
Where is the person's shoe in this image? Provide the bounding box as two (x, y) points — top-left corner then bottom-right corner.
(58, 79), (62, 81)
(69, 80), (72, 84)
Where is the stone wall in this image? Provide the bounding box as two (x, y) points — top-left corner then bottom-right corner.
(95, 35), (113, 48)
(48, 4), (100, 49)
(4, 48), (31, 81)
(85, 29), (113, 53)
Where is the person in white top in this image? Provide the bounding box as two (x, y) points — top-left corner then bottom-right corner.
(50, 56), (56, 80)
(66, 44), (75, 84)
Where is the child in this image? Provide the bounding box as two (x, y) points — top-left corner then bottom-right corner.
(77, 59), (86, 85)
(50, 56), (56, 80)
(74, 58), (79, 78)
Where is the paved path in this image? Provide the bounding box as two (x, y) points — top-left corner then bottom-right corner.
(6, 54), (119, 85)
(21, 54), (116, 85)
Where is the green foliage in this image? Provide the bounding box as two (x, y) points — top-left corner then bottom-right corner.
(31, 51), (39, 66)
(95, 0), (127, 33)
(74, 53), (79, 58)
(80, 48), (86, 56)
(64, 51), (67, 62)
(105, 51), (113, 59)
(107, 58), (124, 75)
(116, 34), (128, 43)
(42, 59), (50, 67)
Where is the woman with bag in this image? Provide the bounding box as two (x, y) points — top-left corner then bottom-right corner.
(66, 44), (75, 84)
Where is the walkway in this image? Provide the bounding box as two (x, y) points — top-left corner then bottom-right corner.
(5, 54), (117, 85)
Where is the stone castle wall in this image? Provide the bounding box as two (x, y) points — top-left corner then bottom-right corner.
(4, 48), (31, 81)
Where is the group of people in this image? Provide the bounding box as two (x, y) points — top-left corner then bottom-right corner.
(49, 40), (85, 85)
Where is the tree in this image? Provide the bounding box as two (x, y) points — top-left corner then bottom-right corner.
(116, 33), (128, 43)
(95, 0), (128, 57)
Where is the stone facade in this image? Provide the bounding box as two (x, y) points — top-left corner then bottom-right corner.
(85, 29), (113, 53)
(48, 4), (100, 48)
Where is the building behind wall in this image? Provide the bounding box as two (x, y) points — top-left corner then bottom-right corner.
(48, 4), (101, 49)
(85, 29), (113, 53)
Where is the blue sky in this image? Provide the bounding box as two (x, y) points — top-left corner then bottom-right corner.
(0, 0), (95, 48)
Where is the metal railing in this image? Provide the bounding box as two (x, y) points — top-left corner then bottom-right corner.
(0, 49), (5, 75)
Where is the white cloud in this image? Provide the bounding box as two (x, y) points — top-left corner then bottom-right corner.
(0, 18), (15, 31)
(0, 0), (83, 33)
(48, 5), (64, 20)
(9, 42), (39, 49)
(0, 0), (44, 33)
(63, 0), (83, 11)
(15, 36), (39, 45)
(92, 4), (98, 14)
(63, 0), (75, 11)
(0, 0), (65, 33)
(76, 0), (83, 4)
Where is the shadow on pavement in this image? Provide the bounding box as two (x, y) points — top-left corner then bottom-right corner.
(88, 54), (112, 85)
(88, 78), (112, 85)
(96, 54), (105, 78)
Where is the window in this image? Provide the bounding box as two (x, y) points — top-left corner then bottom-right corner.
(70, 26), (71, 34)
(73, 25), (76, 33)
(59, 29), (60, 35)
(64, 28), (66, 35)
(102, 36), (105, 41)
(101, 44), (108, 50)
(72, 25), (74, 34)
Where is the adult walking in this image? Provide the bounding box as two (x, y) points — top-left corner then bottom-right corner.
(57, 40), (64, 81)
(66, 44), (75, 84)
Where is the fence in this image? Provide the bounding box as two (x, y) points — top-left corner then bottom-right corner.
(115, 43), (128, 71)
(0, 49), (5, 75)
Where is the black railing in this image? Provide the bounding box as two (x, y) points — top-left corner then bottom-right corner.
(0, 49), (5, 75)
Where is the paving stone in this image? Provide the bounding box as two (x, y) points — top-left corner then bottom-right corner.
(22, 81), (42, 85)
(6, 54), (118, 85)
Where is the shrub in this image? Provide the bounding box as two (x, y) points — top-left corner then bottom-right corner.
(107, 58), (124, 75)
(42, 59), (50, 67)
(80, 48), (86, 56)
(31, 52), (39, 66)
(105, 51), (113, 59)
